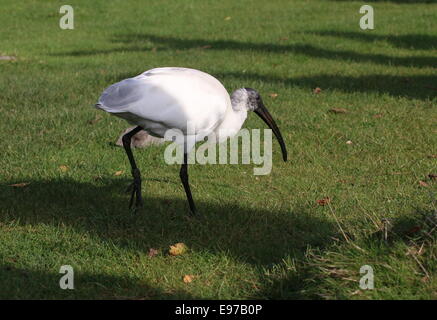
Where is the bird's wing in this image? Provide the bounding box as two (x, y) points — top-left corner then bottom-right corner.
(97, 78), (147, 113)
(96, 68), (230, 137)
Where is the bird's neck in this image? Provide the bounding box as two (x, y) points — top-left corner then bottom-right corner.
(214, 105), (248, 142)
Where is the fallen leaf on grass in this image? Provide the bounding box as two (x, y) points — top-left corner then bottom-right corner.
(59, 165), (68, 172)
(328, 108), (348, 114)
(0, 55), (17, 61)
(327, 268), (349, 278)
(169, 243), (188, 256)
(351, 290), (362, 296)
(424, 85), (437, 91)
(427, 154), (437, 159)
(183, 274), (195, 284)
(7, 257), (18, 263)
(421, 275), (430, 283)
(9, 182), (30, 188)
(114, 170), (124, 176)
(269, 93), (278, 99)
(406, 245), (425, 256)
(313, 87), (322, 94)
(373, 113), (384, 118)
(419, 181), (429, 187)
(346, 140), (353, 145)
(317, 197), (331, 206)
(87, 115), (102, 125)
(115, 127), (164, 148)
(148, 248), (159, 257)
(406, 226), (421, 235)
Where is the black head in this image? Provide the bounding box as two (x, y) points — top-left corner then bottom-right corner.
(244, 87), (261, 111)
(241, 88), (288, 162)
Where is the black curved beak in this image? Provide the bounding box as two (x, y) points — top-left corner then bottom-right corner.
(254, 100), (287, 162)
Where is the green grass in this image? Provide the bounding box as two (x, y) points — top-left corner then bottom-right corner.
(0, 0), (436, 299)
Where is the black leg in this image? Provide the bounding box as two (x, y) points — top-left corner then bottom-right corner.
(180, 153), (197, 215)
(122, 126), (144, 210)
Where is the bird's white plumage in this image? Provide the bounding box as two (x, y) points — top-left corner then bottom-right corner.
(96, 67), (234, 141)
(95, 67), (287, 213)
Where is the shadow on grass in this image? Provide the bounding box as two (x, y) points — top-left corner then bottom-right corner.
(105, 70), (437, 101)
(0, 264), (198, 299)
(215, 71), (437, 101)
(310, 31), (437, 50)
(80, 33), (436, 101)
(56, 33), (437, 69)
(265, 207), (437, 299)
(0, 177), (337, 299)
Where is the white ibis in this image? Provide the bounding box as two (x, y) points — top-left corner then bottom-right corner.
(95, 67), (287, 214)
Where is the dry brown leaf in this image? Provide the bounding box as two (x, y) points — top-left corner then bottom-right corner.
(373, 113), (384, 118)
(421, 275), (430, 283)
(351, 290), (362, 296)
(183, 274), (195, 284)
(9, 182), (30, 188)
(424, 85), (437, 91)
(406, 226), (421, 235)
(327, 268), (349, 278)
(59, 165), (68, 172)
(313, 87), (322, 94)
(6, 257), (18, 264)
(169, 243), (188, 256)
(87, 115), (102, 125)
(317, 197), (331, 206)
(419, 180), (429, 187)
(115, 127), (164, 148)
(148, 248), (159, 257)
(114, 170), (124, 176)
(328, 108), (348, 114)
(0, 55), (17, 61)
(406, 246), (423, 256)
(269, 93), (278, 99)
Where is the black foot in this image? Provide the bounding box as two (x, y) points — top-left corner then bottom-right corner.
(189, 204), (197, 216)
(127, 168), (143, 210)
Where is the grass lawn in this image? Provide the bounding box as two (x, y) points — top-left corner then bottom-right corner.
(0, 0), (436, 299)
